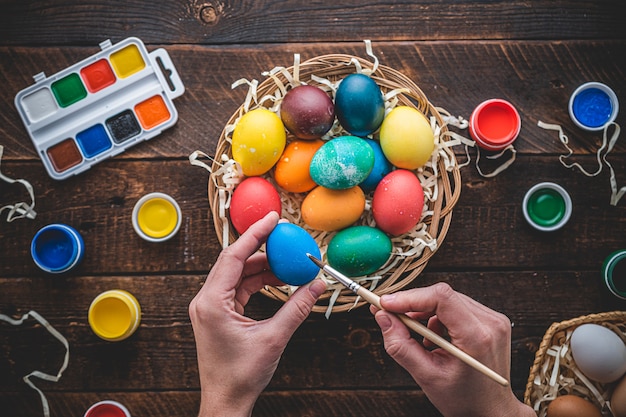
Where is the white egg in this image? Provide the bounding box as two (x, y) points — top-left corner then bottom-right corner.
(570, 323), (626, 383)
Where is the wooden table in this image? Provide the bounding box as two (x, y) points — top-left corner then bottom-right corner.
(1, 1), (625, 416)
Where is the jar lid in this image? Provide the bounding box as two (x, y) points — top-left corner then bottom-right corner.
(522, 182), (572, 232)
(569, 82), (619, 131)
(31, 224), (84, 273)
(469, 99), (521, 151)
(602, 250), (626, 300)
(84, 400), (131, 417)
(88, 289), (141, 342)
(132, 192), (181, 242)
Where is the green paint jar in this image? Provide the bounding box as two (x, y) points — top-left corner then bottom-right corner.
(602, 250), (626, 300)
(522, 182), (572, 231)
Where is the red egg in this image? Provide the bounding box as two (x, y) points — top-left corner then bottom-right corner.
(280, 85), (335, 139)
(372, 170), (424, 235)
(230, 177), (281, 234)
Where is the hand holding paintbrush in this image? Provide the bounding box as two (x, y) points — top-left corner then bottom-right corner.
(307, 253), (509, 387)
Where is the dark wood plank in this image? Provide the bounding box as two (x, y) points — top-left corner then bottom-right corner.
(1, 154), (625, 276)
(1, 42), (624, 163)
(0, 1), (624, 46)
(0, 390), (445, 417)
(1, 2), (625, 416)
(1, 273), (623, 392)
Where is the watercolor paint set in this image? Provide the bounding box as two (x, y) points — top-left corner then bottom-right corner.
(14, 37), (185, 180)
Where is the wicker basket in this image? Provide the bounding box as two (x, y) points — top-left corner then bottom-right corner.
(524, 311), (626, 416)
(207, 50), (462, 314)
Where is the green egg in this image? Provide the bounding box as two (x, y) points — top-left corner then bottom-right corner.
(327, 226), (392, 277)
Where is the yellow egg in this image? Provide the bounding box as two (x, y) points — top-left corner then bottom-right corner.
(301, 186), (365, 231)
(546, 395), (601, 417)
(232, 108), (287, 176)
(274, 139), (324, 193)
(379, 106), (435, 169)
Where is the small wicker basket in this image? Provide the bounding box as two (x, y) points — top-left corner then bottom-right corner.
(207, 49), (461, 314)
(524, 311), (626, 416)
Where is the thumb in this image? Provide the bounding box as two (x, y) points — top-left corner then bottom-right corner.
(269, 279), (326, 340)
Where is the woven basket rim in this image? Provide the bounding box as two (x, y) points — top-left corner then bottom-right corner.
(207, 52), (462, 314)
(523, 310), (626, 411)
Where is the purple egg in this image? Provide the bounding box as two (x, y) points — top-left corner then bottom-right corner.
(280, 85), (335, 139)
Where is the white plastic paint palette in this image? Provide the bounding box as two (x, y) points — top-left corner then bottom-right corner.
(14, 37), (185, 180)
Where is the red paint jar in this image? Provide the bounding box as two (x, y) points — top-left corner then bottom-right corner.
(84, 400), (131, 417)
(468, 99), (521, 151)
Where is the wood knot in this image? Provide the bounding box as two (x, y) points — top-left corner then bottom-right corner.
(198, 4), (220, 25)
(347, 328), (371, 349)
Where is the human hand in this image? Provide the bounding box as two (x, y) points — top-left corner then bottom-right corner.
(189, 212), (327, 417)
(371, 283), (535, 417)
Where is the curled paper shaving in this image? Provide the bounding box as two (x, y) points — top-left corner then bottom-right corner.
(436, 106), (516, 177)
(538, 120), (625, 206)
(0, 145), (36, 222)
(189, 150), (243, 248)
(0, 310), (69, 417)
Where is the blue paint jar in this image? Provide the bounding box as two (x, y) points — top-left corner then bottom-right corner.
(31, 224), (84, 273)
(569, 82), (619, 131)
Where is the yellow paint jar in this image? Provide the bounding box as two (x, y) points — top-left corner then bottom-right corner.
(88, 290), (141, 342)
(132, 192), (181, 242)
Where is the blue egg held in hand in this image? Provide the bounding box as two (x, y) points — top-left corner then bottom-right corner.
(266, 223), (322, 286)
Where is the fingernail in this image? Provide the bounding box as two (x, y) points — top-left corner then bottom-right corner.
(375, 312), (392, 331)
(308, 279), (326, 299)
(380, 293), (396, 305)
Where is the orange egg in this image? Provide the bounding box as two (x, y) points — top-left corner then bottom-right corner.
(546, 395), (601, 417)
(301, 186), (365, 231)
(274, 139), (324, 193)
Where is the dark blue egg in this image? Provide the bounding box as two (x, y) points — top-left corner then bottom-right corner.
(360, 139), (393, 193)
(335, 74), (385, 137)
(266, 223), (321, 286)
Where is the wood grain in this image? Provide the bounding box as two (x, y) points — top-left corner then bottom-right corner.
(0, 1), (624, 45)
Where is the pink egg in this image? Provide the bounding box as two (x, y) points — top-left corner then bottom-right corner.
(230, 177), (281, 234)
(372, 170), (424, 235)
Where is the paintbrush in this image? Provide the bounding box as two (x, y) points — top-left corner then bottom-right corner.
(306, 253), (509, 387)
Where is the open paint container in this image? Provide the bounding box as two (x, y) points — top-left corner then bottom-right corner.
(31, 224), (84, 273)
(14, 37), (185, 180)
(602, 250), (626, 300)
(569, 82), (619, 131)
(132, 192), (181, 242)
(88, 289), (141, 342)
(84, 400), (131, 417)
(468, 99), (521, 151)
(522, 182), (572, 232)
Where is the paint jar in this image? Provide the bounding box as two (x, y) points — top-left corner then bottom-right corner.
(88, 290), (141, 342)
(468, 99), (521, 151)
(569, 82), (619, 131)
(132, 192), (181, 242)
(602, 250), (626, 300)
(84, 400), (131, 417)
(522, 182), (572, 232)
(31, 224), (84, 273)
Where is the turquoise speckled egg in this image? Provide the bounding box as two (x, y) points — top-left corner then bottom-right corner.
(266, 223), (321, 286)
(335, 74), (385, 137)
(309, 136), (374, 190)
(327, 226), (392, 277)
